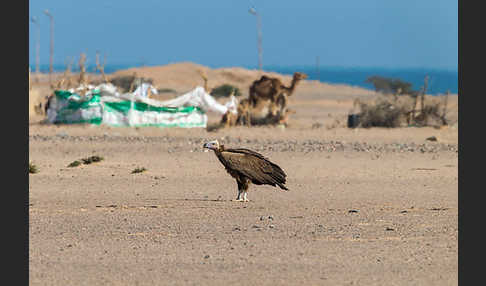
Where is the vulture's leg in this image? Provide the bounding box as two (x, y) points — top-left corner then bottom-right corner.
(232, 180), (244, 202)
(242, 179), (250, 202)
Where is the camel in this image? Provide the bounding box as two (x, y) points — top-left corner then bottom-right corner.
(222, 97), (291, 128)
(236, 98), (252, 126)
(220, 95), (252, 128)
(248, 72), (308, 110)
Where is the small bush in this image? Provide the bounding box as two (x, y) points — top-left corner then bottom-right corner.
(29, 162), (39, 174)
(131, 167), (147, 174)
(68, 155), (104, 167)
(109, 75), (153, 92)
(210, 84), (242, 98)
(68, 160), (82, 168)
(157, 88), (176, 94)
(81, 155), (104, 165)
(365, 76), (417, 96)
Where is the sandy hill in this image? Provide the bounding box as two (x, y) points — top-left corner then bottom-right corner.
(109, 62), (378, 100)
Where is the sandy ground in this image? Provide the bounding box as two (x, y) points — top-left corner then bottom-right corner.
(29, 63), (458, 285)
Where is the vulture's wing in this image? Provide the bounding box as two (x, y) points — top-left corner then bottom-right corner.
(221, 148), (288, 190)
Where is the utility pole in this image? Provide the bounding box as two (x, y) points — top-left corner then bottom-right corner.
(249, 7), (262, 71)
(30, 16), (40, 77)
(44, 9), (54, 84)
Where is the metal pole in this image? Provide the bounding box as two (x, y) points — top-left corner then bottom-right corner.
(44, 10), (54, 84)
(249, 7), (262, 71)
(30, 17), (40, 76)
(256, 13), (262, 71)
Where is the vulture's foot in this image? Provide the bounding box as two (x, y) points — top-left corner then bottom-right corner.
(242, 192), (249, 202)
(231, 198), (250, 202)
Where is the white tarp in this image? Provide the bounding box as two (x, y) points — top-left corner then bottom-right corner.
(157, 86), (238, 115)
(133, 83), (158, 98)
(97, 84), (238, 115)
(46, 84), (238, 128)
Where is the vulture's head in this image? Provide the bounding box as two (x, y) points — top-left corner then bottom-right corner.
(203, 140), (220, 151)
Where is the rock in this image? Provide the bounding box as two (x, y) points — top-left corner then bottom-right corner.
(426, 136), (438, 142)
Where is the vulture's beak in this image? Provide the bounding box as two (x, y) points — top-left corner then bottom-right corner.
(203, 143), (210, 149)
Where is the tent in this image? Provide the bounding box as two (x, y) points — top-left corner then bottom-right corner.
(46, 84), (238, 128)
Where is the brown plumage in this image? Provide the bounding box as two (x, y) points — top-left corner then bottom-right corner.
(203, 140), (288, 202)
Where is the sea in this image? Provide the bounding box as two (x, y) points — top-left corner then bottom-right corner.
(31, 64), (458, 95)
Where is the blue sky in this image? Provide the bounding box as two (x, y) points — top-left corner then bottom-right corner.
(29, 0), (458, 70)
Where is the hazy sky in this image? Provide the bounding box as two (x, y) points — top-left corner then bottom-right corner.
(29, 0), (458, 70)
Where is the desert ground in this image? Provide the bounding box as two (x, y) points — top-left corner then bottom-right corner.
(29, 63), (458, 285)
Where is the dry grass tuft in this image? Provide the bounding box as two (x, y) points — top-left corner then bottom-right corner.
(68, 155), (104, 167)
(68, 160), (82, 168)
(131, 167), (147, 174)
(81, 155), (104, 165)
(29, 162), (39, 174)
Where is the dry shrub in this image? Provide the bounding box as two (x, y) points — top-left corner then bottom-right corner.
(210, 84), (242, 98)
(354, 94), (448, 128)
(29, 162), (39, 174)
(81, 155), (104, 164)
(109, 75), (153, 92)
(131, 167), (147, 174)
(354, 95), (413, 128)
(414, 96), (448, 127)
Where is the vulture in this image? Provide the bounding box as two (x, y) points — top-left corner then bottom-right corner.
(203, 140), (288, 202)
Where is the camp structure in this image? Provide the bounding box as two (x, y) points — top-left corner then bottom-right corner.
(46, 84), (238, 128)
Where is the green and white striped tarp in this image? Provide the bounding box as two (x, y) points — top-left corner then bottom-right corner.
(47, 89), (207, 127)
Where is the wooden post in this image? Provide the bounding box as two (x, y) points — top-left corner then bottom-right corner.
(57, 57), (74, 89)
(420, 75), (429, 114)
(78, 53), (87, 86)
(128, 72), (137, 93)
(410, 94), (418, 125)
(96, 51), (109, 83)
(441, 90), (450, 125)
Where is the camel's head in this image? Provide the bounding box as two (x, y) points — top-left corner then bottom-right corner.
(293, 72), (308, 81)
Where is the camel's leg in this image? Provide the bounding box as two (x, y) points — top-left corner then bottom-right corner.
(278, 94), (288, 114)
(249, 90), (259, 107)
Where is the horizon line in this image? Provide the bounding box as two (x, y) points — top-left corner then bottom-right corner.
(29, 62), (458, 73)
